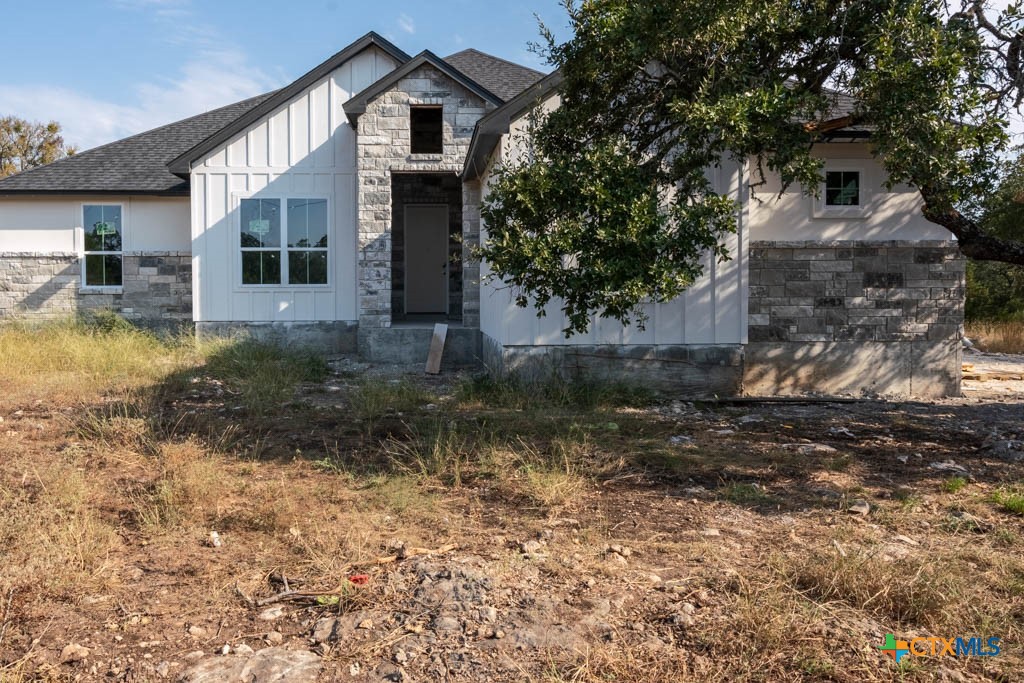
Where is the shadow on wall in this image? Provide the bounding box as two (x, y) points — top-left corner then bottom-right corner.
(742, 340), (962, 398)
(0, 254), (81, 318)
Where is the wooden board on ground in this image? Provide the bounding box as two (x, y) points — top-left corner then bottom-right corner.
(425, 323), (448, 375)
(963, 372), (1024, 382)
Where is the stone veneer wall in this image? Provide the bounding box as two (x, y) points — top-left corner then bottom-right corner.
(356, 65), (490, 331)
(0, 252), (192, 329)
(461, 179), (482, 330)
(745, 240), (965, 397)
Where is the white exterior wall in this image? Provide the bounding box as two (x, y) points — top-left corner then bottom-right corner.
(480, 107), (748, 347)
(190, 47), (398, 323)
(748, 143), (951, 241)
(0, 196), (189, 253)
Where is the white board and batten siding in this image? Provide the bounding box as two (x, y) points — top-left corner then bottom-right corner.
(191, 46), (399, 323)
(479, 126), (749, 348)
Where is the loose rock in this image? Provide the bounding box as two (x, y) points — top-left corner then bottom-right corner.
(519, 540), (543, 554)
(257, 606), (285, 622)
(60, 643), (90, 664)
(848, 500), (871, 516)
(433, 616), (461, 632)
(178, 647), (321, 683)
(312, 617), (338, 644)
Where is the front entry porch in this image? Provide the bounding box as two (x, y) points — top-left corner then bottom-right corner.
(390, 173), (464, 325)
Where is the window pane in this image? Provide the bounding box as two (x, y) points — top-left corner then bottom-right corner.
(240, 198), (281, 248)
(287, 199), (328, 248)
(288, 251), (328, 285)
(825, 171), (859, 206)
(84, 205), (122, 251)
(242, 251), (281, 285)
(85, 254), (122, 287)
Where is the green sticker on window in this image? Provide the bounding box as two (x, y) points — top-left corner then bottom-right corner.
(93, 221), (117, 236)
(249, 219), (270, 235)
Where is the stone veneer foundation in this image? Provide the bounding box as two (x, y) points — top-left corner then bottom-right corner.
(745, 240), (965, 397)
(481, 335), (745, 396)
(0, 251), (192, 330)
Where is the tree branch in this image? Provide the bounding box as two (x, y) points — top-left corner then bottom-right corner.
(921, 192), (1024, 265)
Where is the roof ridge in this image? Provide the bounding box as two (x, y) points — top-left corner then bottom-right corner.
(445, 48), (547, 78)
(0, 91), (277, 184)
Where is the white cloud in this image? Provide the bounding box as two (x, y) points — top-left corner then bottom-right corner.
(0, 0), (285, 150)
(398, 13), (415, 35)
(0, 48), (281, 151)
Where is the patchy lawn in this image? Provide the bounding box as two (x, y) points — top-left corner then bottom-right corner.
(0, 319), (1022, 682)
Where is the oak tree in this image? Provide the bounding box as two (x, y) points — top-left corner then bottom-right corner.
(480, 0), (1024, 333)
(0, 117), (76, 179)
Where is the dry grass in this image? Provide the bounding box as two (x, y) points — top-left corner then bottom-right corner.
(966, 320), (1024, 354)
(2, 318), (1024, 681)
(0, 316), (197, 406)
(786, 550), (960, 627)
(0, 447), (122, 598)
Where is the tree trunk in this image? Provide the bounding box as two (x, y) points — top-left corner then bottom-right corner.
(920, 194), (1024, 265)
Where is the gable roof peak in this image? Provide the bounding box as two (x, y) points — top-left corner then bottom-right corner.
(167, 31), (412, 176)
(342, 50), (505, 126)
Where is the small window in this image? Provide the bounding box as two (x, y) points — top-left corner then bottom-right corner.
(410, 106), (443, 154)
(83, 204), (123, 287)
(825, 171), (860, 206)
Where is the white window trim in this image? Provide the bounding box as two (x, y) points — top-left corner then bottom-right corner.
(812, 162), (873, 219)
(78, 202), (126, 292)
(233, 192), (332, 290)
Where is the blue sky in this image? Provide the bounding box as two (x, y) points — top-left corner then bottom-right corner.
(0, 0), (570, 151)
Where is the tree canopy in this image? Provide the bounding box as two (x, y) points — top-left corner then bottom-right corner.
(0, 117), (76, 179)
(480, 0), (1024, 334)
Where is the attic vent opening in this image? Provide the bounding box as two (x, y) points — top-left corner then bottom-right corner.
(410, 106), (443, 154)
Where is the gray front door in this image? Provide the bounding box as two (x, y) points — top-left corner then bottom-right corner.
(404, 205), (448, 314)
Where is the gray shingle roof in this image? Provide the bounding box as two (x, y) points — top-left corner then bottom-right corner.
(0, 43), (546, 196)
(0, 92), (276, 196)
(443, 49), (546, 102)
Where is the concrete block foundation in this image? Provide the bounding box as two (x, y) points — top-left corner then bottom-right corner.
(743, 340), (961, 398)
(196, 321), (358, 355)
(359, 326), (481, 368)
(482, 333), (744, 396)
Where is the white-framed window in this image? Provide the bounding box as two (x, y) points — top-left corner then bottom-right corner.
(825, 170), (860, 206)
(239, 196), (329, 286)
(81, 204), (124, 288)
(813, 163), (872, 218)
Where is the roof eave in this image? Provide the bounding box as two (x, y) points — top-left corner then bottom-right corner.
(0, 188), (191, 197)
(462, 70), (562, 181)
(167, 32), (412, 176)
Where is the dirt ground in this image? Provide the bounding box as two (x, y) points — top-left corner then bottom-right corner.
(0, 346), (1022, 683)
